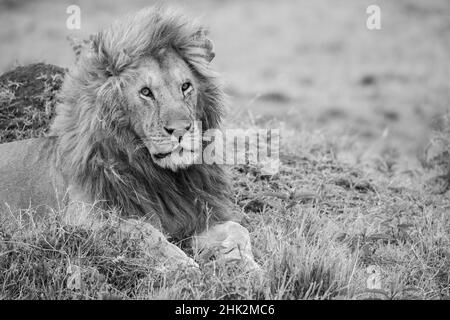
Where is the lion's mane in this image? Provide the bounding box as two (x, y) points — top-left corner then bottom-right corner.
(50, 7), (233, 240)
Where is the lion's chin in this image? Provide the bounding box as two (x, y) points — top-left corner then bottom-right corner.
(151, 148), (201, 171)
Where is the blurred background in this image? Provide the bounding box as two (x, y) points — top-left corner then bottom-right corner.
(1, 0), (449, 168)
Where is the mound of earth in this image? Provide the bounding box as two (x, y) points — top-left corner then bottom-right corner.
(0, 63), (66, 143)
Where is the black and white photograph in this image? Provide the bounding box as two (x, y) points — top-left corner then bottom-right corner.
(0, 0), (449, 307)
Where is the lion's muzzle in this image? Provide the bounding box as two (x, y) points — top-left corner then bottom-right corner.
(163, 119), (192, 139)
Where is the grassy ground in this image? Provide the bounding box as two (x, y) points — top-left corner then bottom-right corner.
(0, 0), (449, 299)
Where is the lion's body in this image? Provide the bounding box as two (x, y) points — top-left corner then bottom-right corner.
(0, 7), (232, 239)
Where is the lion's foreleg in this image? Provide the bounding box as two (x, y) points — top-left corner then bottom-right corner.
(63, 202), (198, 271)
(192, 221), (260, 271)
(118, 218), (199, 269)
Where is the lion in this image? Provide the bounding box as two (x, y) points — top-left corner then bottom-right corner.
(0, 7), (259, 271)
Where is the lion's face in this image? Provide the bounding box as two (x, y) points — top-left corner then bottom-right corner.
(124, 49), (202, 171)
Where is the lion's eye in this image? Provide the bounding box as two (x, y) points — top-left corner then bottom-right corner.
(140, 87), (153, 99)
(181, 82), (193, 96)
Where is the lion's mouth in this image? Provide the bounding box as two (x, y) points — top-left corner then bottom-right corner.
(153, 145), (182, 159)
(151, 145), (199, 166)
(153, 152), (172, 159)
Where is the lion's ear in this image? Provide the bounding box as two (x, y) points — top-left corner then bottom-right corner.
(189, 28), (215, 63)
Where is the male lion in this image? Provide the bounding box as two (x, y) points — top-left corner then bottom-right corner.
(0, 7), (259, 271)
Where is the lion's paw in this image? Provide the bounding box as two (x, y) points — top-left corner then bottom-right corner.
(193, 221), (261, 272)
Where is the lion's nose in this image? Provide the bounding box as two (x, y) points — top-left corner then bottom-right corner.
(163, 120), (192, 136)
